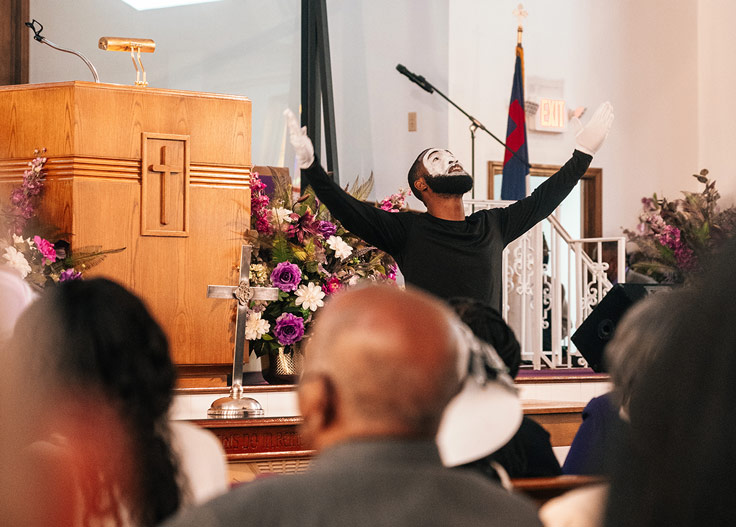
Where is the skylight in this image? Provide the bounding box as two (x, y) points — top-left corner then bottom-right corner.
(120, 0), (224, 11)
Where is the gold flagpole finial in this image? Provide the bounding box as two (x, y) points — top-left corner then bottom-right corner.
(513, 3), (528, 45)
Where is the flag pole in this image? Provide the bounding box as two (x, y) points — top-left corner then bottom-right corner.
(501, 4), (530, 201)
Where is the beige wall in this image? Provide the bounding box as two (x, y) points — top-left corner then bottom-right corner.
(448, 0), (700, 237)
(28, 1), (730, 236)
(698, 0), (736, 206)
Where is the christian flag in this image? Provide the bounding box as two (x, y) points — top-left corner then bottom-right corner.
(501, 43), (529, 201)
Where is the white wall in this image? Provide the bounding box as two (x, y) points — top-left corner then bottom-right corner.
(30, 0), (301, 171)
(29, 0), (448, 204)
(698, 0), (736, 206)
(326, 0), (449, 203)
(28, 0), (719, 235)
(448, 0), (700, 236)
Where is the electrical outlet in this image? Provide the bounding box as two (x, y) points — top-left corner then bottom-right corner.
(408, 112), (417, 132)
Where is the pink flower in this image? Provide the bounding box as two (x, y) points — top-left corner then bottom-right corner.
(250, 172), (271, 231)
(33, 235), (57, 264)
(321, 276), (343, 296)
(379, 188), (410, 213)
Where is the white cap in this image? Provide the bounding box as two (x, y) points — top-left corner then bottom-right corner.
(436, 320), (522, 467)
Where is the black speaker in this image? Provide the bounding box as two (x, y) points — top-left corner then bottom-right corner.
(571, 284), (673, 372)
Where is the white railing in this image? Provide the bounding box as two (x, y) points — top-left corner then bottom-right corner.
(464, 199), (625, 369)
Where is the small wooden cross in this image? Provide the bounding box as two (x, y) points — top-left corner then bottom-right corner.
(149, 145), (180, 225)
(207, 245), (279, 417)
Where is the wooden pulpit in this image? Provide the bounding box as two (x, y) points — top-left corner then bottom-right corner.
(0, 81), (252, 385)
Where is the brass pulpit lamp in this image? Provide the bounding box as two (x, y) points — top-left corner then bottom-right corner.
(98, 37), (156, 86)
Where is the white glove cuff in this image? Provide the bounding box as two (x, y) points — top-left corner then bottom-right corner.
(574, 144), (595, 157)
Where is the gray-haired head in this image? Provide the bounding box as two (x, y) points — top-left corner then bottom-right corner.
(605, 291), (681, 413)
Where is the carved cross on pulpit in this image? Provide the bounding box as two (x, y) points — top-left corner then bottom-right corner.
(149, 145), (180, 225)
(207, 245), (279, 418)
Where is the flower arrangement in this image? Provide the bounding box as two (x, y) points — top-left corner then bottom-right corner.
(244, 172), (408, 357)
(1, 150), (124, 289)
(625, 169), (736, 283)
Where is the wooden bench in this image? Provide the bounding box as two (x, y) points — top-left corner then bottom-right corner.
(511, 475), (606, 506)
(193, 400), (586, 483)
(522, 400), (585, 446)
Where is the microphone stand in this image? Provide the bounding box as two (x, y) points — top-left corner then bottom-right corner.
(398, 68), (530, 199)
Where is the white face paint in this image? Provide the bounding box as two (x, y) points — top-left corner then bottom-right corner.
(422, 149), (468, 177)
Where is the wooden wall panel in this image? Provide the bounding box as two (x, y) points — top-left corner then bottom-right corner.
(0, 0), (29, 86)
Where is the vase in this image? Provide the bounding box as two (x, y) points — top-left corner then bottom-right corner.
(261, 345), (304, 385)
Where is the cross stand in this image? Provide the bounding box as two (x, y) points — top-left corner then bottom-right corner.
(206, 245), (279, 418)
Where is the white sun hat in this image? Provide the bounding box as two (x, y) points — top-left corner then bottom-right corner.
(436, 318), (522, 467)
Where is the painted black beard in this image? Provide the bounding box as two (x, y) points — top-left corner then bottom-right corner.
(425, 174), (474, 195)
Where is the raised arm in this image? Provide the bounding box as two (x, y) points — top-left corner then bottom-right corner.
(498, 102), (614, 244)
(284, 109), (408, 254)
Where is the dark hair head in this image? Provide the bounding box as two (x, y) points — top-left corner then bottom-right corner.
(12, 278), (181, 526)
(604, 236), (736, 527)
(447, 297), (521, 378)
(407, 148), (431, 203)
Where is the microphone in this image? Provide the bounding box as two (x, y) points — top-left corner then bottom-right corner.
(396, 64), (434, 94)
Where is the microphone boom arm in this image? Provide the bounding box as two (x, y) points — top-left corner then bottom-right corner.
(25, 20), (100, 83)
(396, 64), (530, 170)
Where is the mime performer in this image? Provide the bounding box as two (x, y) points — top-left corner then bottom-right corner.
(284, 103), (613, 310)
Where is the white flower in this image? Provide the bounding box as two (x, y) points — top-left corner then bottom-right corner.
(271, 207), (293, 224)
(327, 235), (353, 260)
(2, 246), (32, 278)
(295, 282), (326, 312)
(12, 234), (30, 246)
(245, 311), (270, 340)
(348, 275), (360, 286)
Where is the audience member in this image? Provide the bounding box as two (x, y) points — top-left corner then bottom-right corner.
(604, 238), (736, 527)
(561, 291), (677, 476)
(4, 278), (227, 526)
(449, 297), (562, 479)
(163, 284), (541, 527)
(0, 267), (38, 524)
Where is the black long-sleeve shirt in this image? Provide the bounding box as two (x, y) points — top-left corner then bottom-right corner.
(305, 150), (592, 309)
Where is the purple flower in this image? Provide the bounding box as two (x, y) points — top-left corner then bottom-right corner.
(270, 261), (302, 292)
(59, 268), (82, 282)
(287, 210), (320, 244)
(10, 188), (24, 205)
(675, 245), (698, 272)
(656, 225), (681, 250)
(387, 264), (398, 281)
(317, 220), (337, 238)
(273, 313), (305, 345)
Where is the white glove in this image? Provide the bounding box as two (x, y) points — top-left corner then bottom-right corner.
(573, 101), (614, 156)
(284, 109), (315, 169)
